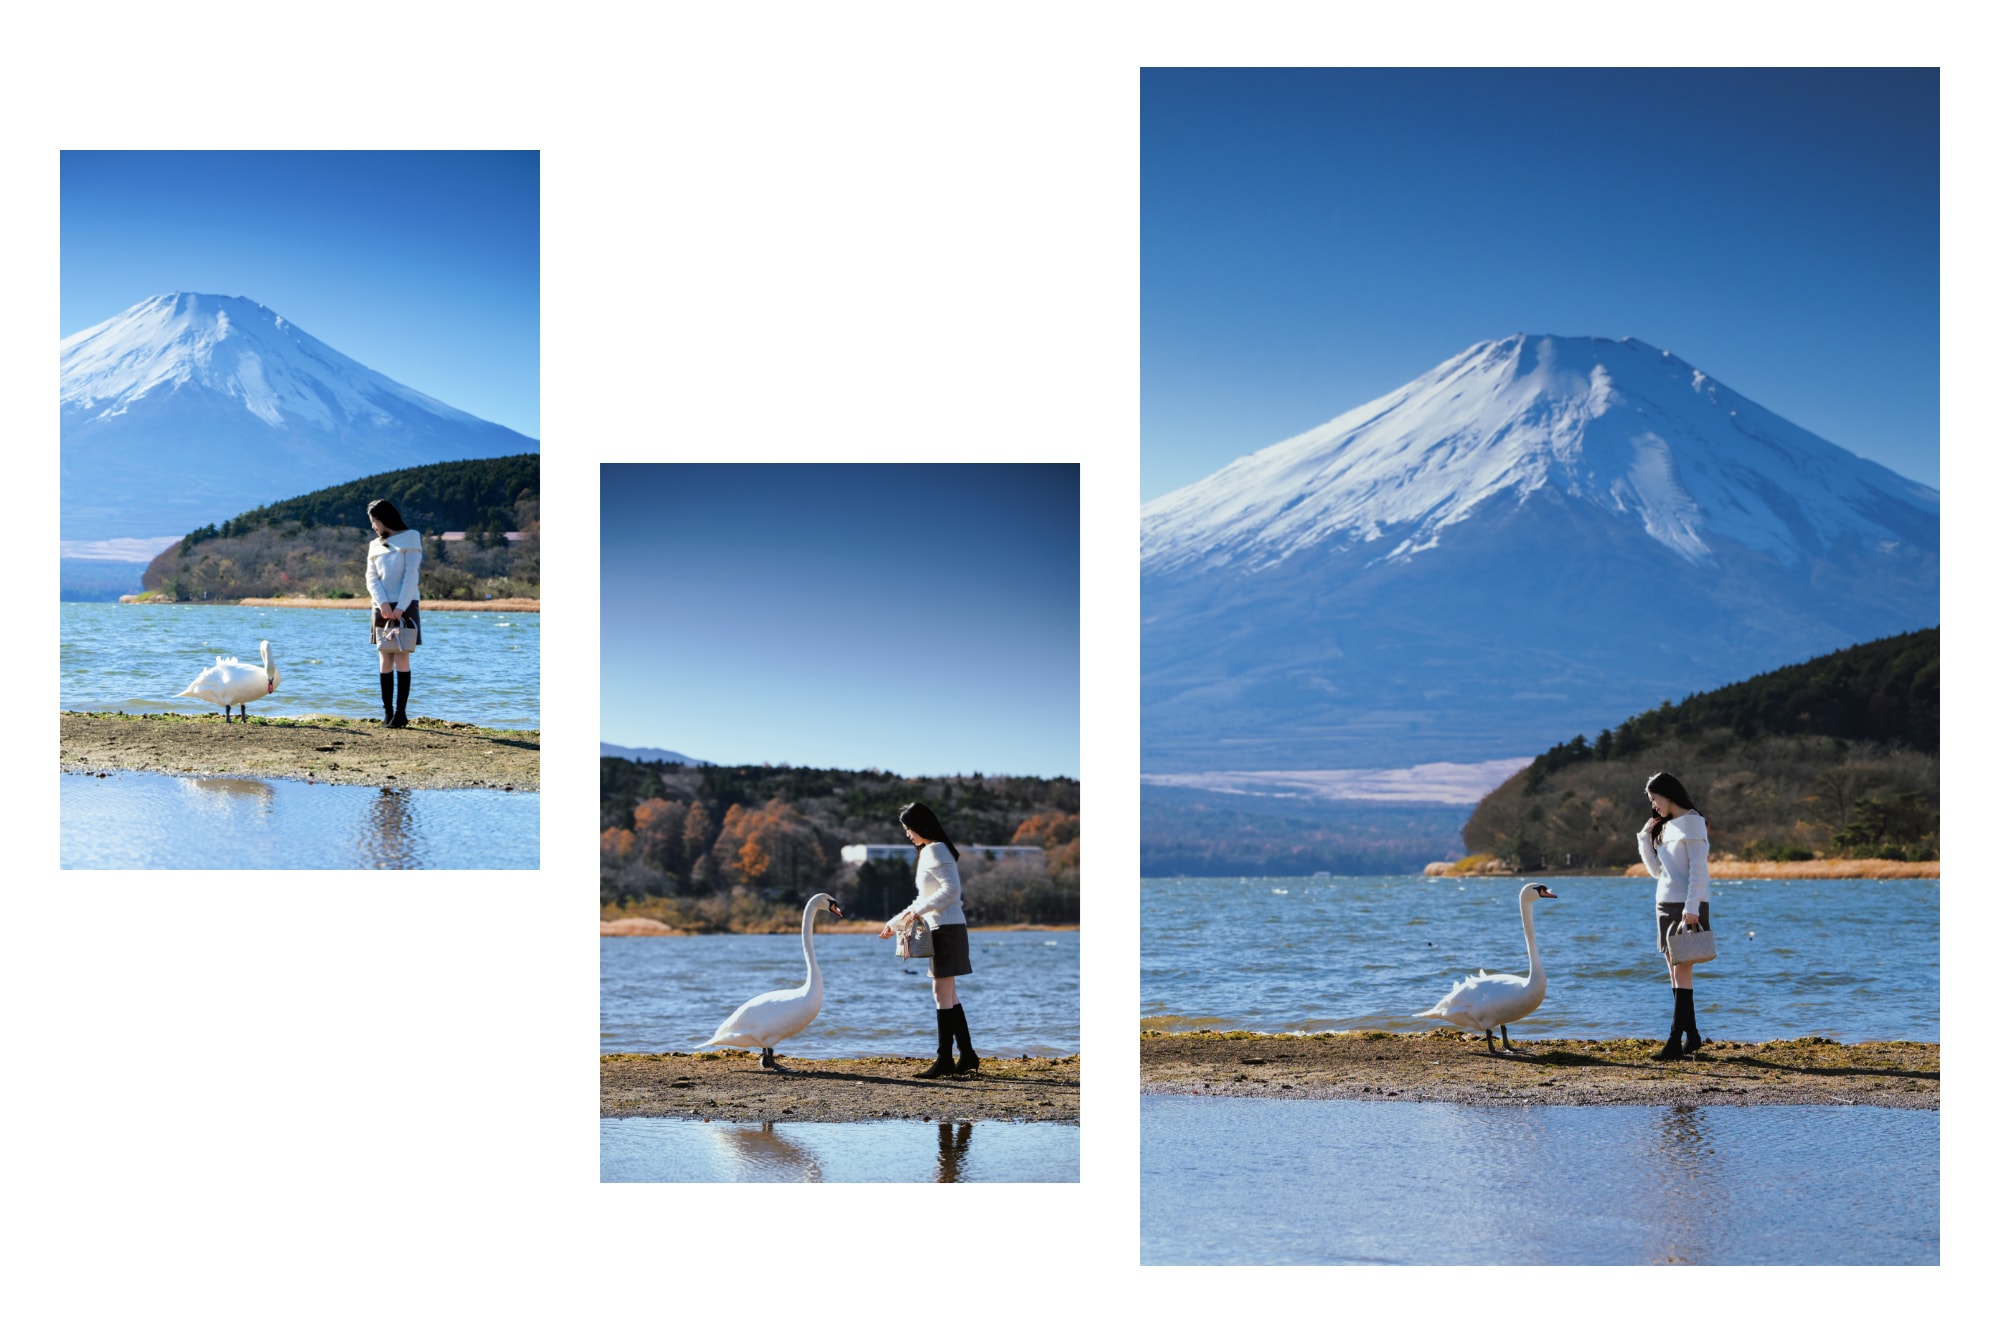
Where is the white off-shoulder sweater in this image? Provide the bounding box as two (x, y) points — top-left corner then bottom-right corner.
(890, 842), (967, 931)
(1637, 811), (1711, 908)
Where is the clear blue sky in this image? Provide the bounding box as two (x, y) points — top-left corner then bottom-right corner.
(61, 150), (539, 439)
(601, 464), (1079, 778)
(1143, 68), (1940, 501)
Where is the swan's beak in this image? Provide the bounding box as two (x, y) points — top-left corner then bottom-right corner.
(826, 899), (845, 918)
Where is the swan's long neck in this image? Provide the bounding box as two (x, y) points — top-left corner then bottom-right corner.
(261, 643), (275, 680)
(801, 901), (824, 991)
(1521, 895), (1543, 985)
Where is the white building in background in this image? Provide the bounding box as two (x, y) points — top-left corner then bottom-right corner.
(840, 843), (1045, 866)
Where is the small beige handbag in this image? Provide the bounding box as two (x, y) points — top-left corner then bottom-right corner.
(895, 919), (934, 959)
(1665, 919), (1717, 966)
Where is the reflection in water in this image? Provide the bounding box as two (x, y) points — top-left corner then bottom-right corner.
(712, 1122), (824, 1182)
(362, 788), (420, 870)
(937, 1122), (973, 1183)
(601, 1117), (1079, 1183)
(1141, 1097), (1938, 1265)
(61, 770), (538, 870)
(181, 776), (277, 812)
(1650, 1106), (1719, 1265)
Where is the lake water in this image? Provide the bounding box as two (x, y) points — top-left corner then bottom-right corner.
(1141, 1096), (1937, 1264)
(61, 601), (539, 729)
(61, 769), (539, 869)
(602, 930), (1079, 1057)
(1142, 875), (1939, 1043)
(602, 1117), (1079, 1183)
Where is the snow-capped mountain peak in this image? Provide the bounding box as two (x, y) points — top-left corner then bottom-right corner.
(60, 293), (537, 542)
(61, 292), (477, 433)
(1141, 333), (1936, 579)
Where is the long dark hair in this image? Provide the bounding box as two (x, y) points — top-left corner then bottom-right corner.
(366, 499), (410, 535)
(898, 801), (960, 861)
(1644, 771), (1703, 841)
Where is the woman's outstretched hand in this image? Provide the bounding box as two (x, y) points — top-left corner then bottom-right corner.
(878, 922), (896, 939)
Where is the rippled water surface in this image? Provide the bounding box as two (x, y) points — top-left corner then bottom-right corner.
(62, 602), (538, 728)
(602, 930), (1079, 1057)
(62, 770), (539, 869)
(1143, 876), (1938, 1042)
(603, 1117), (1079, 1183)
(1142, 1096), (1937, 1264)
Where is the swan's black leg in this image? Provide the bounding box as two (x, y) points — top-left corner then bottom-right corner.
(1484, 1029), (1497, 1054)
(1501, 1024), (1513, 1053)
(760, 1047), (779, 1071)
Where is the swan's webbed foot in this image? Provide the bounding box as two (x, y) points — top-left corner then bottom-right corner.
(759, 1047), (780, 1071)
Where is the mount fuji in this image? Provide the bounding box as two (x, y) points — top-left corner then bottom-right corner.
(61, 293), (538, 542)
(1142, 334), (1939, 772)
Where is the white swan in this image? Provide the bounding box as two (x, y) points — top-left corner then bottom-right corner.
(1416, 882), (1557, 1054)
(177, 640), (281, 721)
(698, 892), (845, 1070)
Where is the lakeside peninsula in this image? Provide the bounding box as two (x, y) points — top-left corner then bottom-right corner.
(60, 711), (539, 790)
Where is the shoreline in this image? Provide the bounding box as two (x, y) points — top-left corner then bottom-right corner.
(117, 596), (539, 612)
(1427, 857), (1938, 880)
(602, 1050), (1081, 1123)
(1140, 1031), (1937, 1109)
(601, 917), (1077, 936)
(60, 711), (539, 791)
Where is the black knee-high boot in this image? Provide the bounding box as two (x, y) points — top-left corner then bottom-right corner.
(949, 1003), (979, 1075)
(1678, 987), (1702, 1055)
(1650, 988), (1687, 1061)
(379, 672), (396, 724)
(391, 670), (411, 728)
(915, 1008), (955, 1078)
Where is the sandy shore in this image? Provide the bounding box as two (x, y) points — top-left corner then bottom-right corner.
(60, 711), (539, 790)
(599, 917), (1078, 936)
(602, 1050), (1081, 1122)
(1140, 1031), (1937, 1109)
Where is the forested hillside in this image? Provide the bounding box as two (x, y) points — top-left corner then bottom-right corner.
(601, 759), (1081, 925)
(1462, 629), (1939, 870)
(142, 455), (539, 601)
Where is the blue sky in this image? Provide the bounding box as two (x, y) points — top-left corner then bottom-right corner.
(601, 465), (1079, 778)
(61, 151), (539, 439)
(1142, 68), (1940, 501)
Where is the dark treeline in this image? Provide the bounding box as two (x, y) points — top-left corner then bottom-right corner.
(1464, 628), (1940, 870)
(601, 758), (1081, 926)
(143, 455), (539, 602)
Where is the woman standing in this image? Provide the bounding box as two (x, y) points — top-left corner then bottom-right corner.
(876, 801), (978, 1078)
(1636, 771), (1711, 1060)
(364, 499), (424, 728)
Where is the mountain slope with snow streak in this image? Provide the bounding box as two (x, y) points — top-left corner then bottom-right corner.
(1141, 334), (1938, 771)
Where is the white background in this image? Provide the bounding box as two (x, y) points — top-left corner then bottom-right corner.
(8, 2), (1986, 1325)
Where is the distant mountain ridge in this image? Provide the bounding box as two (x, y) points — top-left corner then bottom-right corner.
(62, 293), (537, 541)
(601, 743), (708, 766)
(1142, 334), (1939, 771)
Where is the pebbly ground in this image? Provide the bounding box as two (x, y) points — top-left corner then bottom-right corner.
(1140, 1030), (1937, 1109)
(59, 711), (539, 791)
(602, 1050), (1081, 1123)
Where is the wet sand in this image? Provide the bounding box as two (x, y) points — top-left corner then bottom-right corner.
(1141, 1031), (1937, 1109)
(60, 711), (539, 790)
(602, 1050), (1081, 1122)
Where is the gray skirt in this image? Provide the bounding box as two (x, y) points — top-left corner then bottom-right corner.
(370, 600), (422, 649)
(1657, 900), (1711, 955)
(928, 923), (973, 979)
